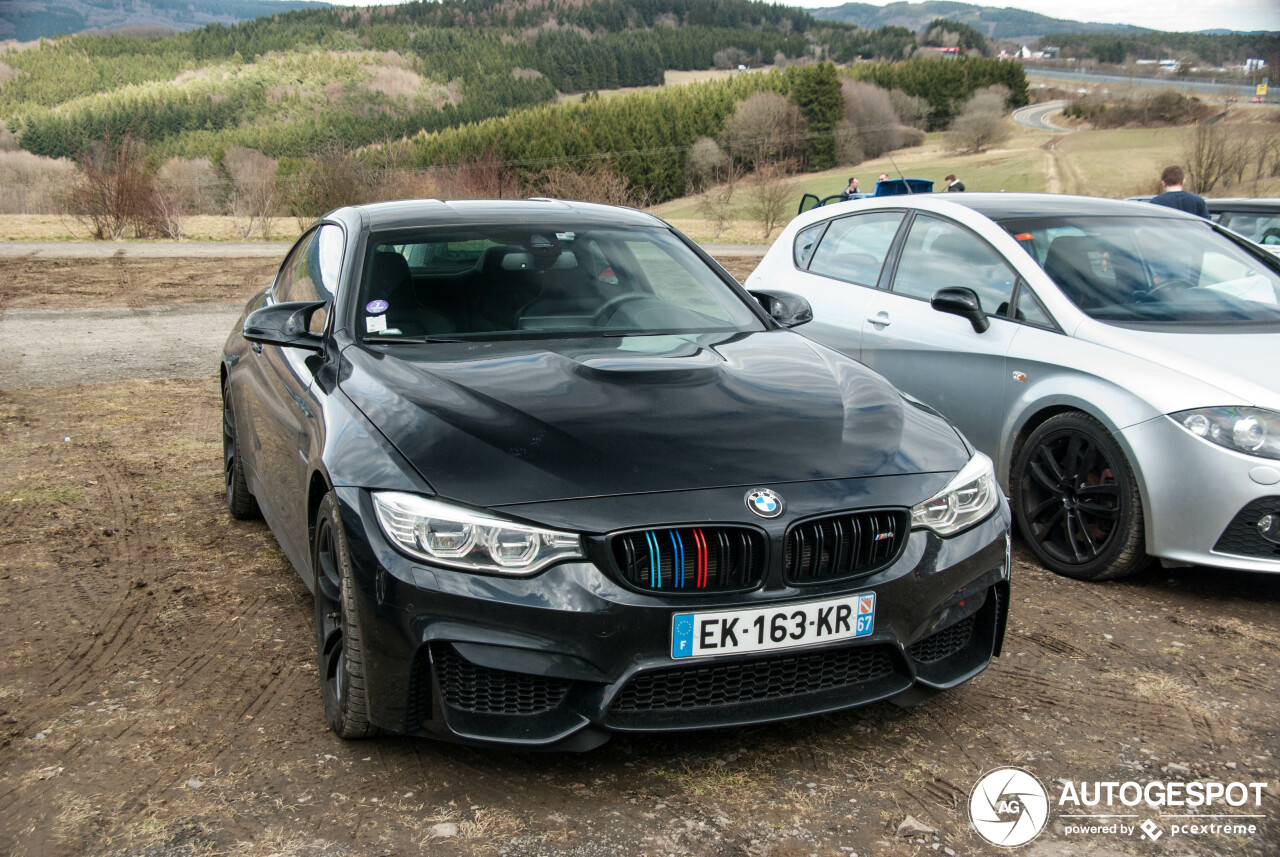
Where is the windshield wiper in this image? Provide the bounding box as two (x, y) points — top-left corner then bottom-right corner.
(362, 335), (464, 344)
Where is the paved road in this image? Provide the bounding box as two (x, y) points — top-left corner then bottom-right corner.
(1012, 100), (1069, 132)
(0, 241), (295, 258)
(1024, 66), (1260, 99)
(0, 240), (768, 259)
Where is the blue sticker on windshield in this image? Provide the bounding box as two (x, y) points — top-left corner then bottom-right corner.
(365, 299), (389, 314)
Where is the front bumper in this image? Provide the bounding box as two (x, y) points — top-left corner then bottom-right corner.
(332, 480), (1011, 749)
(1122, 416), (1280, 573)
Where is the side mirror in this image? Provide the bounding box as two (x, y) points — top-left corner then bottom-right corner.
(751, 289), (814, 328)
(243, 300), (327, 352)
(931, 287), (989, 333)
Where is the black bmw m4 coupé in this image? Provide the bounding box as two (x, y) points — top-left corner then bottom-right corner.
(220, 199), (1010, 750)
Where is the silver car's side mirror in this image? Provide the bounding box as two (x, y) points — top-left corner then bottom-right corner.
(931, 287), (990, 334)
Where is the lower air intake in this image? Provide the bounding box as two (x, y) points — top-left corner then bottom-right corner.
(908, 613), (976, 664)
(431, 644), (570, 715)
(611, 644), (896, 712)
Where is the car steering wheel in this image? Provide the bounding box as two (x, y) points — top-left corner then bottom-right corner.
(1261, 227), (1280, 245)
(1141, 279), (1196, 300)
(592, 292), (654, 326)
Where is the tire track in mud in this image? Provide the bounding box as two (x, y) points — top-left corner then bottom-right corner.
(45, 459), (154, 701)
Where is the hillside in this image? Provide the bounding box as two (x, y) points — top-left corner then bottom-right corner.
(0, 0), (329, 42)
(1, 0), (850, 160)
(811, 2), (1147, 41)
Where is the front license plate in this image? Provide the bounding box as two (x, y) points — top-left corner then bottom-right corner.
(671, 592), (875, 660)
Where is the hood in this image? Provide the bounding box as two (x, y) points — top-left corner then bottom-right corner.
(1076, 321), (1280, 411)
(339, 331), (969, 507)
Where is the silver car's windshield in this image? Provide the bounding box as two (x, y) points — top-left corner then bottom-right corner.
(1001, 216), (1280, 327)
(357, 225), (763, 341)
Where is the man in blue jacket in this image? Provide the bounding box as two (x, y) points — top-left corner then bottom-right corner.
(1150, 165), (1209, 218)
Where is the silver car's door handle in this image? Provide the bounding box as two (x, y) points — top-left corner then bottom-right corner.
(867, 312), (891, 328)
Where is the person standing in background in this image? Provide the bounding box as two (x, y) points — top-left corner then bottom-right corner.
(1149, 165), (1209, 218)
(945, 174), (966, 192)
(840, 177), (860, 200)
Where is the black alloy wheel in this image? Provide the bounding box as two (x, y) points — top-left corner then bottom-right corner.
(313, 493), (378, 738)
(222, 379), (259, 520)
(1013, 412), (1149, 581)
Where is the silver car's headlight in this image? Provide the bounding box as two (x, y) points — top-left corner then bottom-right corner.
(372, 491), (584, 574)
(911, 452), (999, 536)
(1173, 407), (1280, 460)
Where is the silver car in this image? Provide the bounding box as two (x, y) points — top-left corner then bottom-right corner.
(749, 194), (1280, 581)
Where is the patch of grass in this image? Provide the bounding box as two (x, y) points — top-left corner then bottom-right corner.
(655, 761), (764, 797)
(1054, 127), (1190, 198)
(5, 485), (83, 503)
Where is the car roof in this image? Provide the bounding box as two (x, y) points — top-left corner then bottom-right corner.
(930, 192), (1199, 221)
(1205, 198), (1280, 213)
(794, 193), (1204, 231)
(338, 198), (668, 232)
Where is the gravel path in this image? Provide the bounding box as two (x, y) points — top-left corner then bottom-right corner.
(0, 304), (241, 387)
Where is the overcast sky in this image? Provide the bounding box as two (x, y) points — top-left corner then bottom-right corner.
(329, 0), (1280, 34)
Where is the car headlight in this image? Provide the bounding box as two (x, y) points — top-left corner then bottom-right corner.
(371, 491), (584, 574)
(911, 452), (999, 536)
(1172, 407), (1280, 460)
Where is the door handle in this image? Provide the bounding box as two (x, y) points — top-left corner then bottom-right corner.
(866, 312), (891, 328)
(251, 342), (263, 354)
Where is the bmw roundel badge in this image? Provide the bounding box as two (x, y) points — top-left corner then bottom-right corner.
(745, 488), (785, 518)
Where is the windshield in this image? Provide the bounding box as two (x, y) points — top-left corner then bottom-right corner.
(1000, 215), (1280, 327)
(357, 225), (763, 341)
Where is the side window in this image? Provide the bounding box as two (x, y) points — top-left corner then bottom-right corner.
(793, 222), (826, 268)
(271, 230), (315, 304)
(892, 215), (1018, 314)
(1011, 282), (1055, 328)
(807, 211), (905, 287)
(275, 225), (344, 333)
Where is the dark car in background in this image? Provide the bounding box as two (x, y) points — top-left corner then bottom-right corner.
(1207, 198), (1280, 256)
(220, 199), (1010, 749)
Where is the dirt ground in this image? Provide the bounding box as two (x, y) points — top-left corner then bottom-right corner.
(1, 255), (1278, 857)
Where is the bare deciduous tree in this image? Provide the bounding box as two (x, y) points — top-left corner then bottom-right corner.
(152, 157), (221, 239)
(946, 85), (1013, 154)
(434, 146), (519, 199)
(744, 161), (794, 241)
(528, 162), (649, 207)
(842, 80), (902, 159)
(1182, 123), (1233, 194)
(696, 164), (743, 240)
(62, 136), (163, 240)
(224, 146), (282, 239)
(685, 136), (730, 193)
(833, 120), (864, 167)
(724, 92), (806, 172)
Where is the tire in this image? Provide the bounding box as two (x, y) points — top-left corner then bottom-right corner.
(313, 492), (379, 738)
(1012, 412), (1151, 581)
(222, 379), (259, 520)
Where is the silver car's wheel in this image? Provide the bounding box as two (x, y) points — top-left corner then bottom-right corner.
(314, 493), (378, 738)
(1013, 412), (1150, 581)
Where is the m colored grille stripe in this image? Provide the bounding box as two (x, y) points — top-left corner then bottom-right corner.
(672, 530), (685, 588)
(612, 527), (765, 593)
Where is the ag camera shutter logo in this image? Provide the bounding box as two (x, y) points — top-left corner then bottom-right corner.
(969, 767), (1050, 847)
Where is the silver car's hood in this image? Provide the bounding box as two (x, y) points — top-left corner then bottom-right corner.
(1076, 320), (1280, 410)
